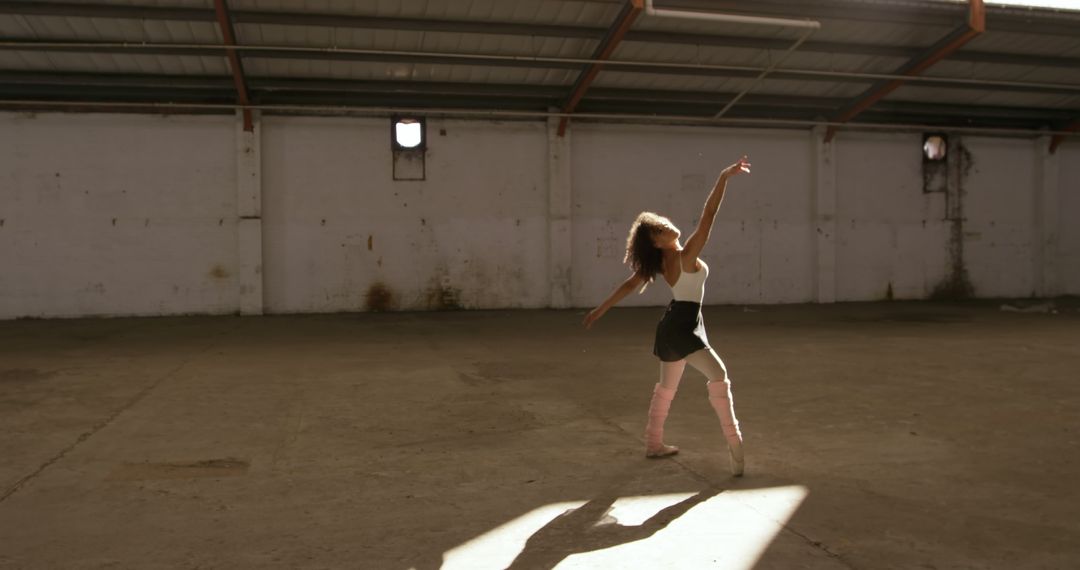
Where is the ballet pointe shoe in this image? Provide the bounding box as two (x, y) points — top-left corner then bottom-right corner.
(644, 384), (679, 458)
(707, 380), (744, 476)
(728, 443), (744, 477)
(646, 443), (679, 459)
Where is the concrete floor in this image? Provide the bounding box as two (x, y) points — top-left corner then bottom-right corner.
(1, 301), (1078, 570)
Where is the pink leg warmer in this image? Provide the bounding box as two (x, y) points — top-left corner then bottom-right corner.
(644, 383), (678, 457)
(708, 379), (744, 475)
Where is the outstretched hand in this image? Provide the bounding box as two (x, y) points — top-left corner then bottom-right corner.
(722, 155), (751, 178)
(582, 308), (604, 330)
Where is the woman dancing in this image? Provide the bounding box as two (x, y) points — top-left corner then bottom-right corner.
(583, 156), (751, 476)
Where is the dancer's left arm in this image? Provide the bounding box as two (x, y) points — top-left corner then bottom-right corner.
(582, 272), (645, 329)
(682, 155), (751, 262)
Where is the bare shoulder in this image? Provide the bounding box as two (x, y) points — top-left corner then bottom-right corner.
(679, 250), (701, 273)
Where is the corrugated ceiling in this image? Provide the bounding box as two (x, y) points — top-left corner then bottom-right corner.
(0, 0), (1077, 134)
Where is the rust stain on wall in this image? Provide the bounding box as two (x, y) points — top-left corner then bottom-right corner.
(209, 265), (230, 280)
(931, 141), (975, 300)
(366, 281), (395, 312)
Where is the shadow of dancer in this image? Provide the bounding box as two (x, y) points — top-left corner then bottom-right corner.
(506, 488), (721, 570)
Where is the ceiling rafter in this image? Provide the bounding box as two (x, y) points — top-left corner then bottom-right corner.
(557, 0), (643, 136)
(824, 0), (986, 142)
(213, 0), (252, 131)
(1049, 121), (1078, 154)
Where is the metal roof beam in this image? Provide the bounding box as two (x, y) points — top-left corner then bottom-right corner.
(213, 0), (252, 131)
(1049, 121), (1079, 153)
(0, 71), (233, 89)
(3, 71), (1074, 125)
(825, 0), (985, 142)
(9, 0), (1080, 34)
(8, 40), (1080, 98)
(557, 0), (643, 136)
(4, 3), (1079, 68)
(0, 1), (214, 21)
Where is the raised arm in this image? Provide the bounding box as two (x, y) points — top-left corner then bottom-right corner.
(582, 271), (646, 329)
(682, 156), (751, 262)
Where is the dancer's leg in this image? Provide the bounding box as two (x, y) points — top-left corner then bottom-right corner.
(644, 360), (685, 458)
(685, 348), (744, 476)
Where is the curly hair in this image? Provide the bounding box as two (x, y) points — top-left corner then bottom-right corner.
(624, 211), (667, 293)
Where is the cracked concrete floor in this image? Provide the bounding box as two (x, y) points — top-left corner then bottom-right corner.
(1, 301), (1078, 569)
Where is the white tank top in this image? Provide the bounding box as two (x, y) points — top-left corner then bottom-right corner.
(670, 258), (708, 303)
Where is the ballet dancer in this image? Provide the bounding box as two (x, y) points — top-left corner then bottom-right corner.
(583, 155), (751, 476)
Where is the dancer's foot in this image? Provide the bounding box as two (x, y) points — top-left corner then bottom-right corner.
(645, 444), (679, 458)
(729, 446), (744, 476)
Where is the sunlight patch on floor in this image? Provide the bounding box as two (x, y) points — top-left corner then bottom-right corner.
(438, 485), (808, 570)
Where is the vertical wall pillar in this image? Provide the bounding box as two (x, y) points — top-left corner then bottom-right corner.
(547, 116), (573, 308)
(1035, 135), (1060, 297)
(813, 126), (838, 303)
(236, 111), (264, 315)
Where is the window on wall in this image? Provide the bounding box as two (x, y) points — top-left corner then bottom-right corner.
(922, 133), (948, 193)
(923, 133), (947, 162)
(392, 116), (426, 150)
(392, 116), (426, 181)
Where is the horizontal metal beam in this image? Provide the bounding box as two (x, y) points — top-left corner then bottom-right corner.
(0, 1), (214, 21)
(11, 0), (1080, 33)
(3, 71), (1075, 125)
(3, 2), (1079, 68)
(2, 98), (1077, 140)
(5, 40), (1080, 97)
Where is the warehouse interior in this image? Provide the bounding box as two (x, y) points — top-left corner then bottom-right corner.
(1, 1), (1079, 568)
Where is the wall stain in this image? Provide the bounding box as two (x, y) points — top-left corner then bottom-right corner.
(209, 265), (230, 280)
(366, 281), (394, 312)
(427, 279), (463, 311)
(367, 235), (374, 251)
(931, 140), (975, 301)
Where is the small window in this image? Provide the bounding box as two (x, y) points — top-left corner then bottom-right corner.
(923, 134), (947, 161)
(392, 116), (425, 150)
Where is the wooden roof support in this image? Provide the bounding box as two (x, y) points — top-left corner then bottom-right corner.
(825, 0), (984, 142)
(214, 0), (253, 131)
(557, 0), (643, 136)
(1049, 121), (1078, 154)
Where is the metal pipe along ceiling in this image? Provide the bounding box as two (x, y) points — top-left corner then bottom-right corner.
(643, 0), (821, 29)
(2, 99), (1078, 139)
(639, 0), (823, 120)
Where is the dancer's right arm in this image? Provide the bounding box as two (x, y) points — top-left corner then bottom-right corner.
(583, 272), (646, 329)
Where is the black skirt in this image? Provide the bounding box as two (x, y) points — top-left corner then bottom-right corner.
(653, 300), (711, 362)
